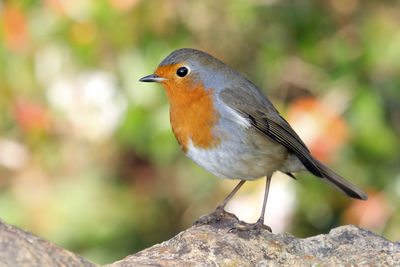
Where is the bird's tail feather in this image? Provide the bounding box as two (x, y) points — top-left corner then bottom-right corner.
(312, 158), (368, 200)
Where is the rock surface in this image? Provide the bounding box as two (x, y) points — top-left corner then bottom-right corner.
(107, 213), (400, 267)
(0, 219), (96, 267)
(1, 214), (399, 267)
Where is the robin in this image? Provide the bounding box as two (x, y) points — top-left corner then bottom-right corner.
(139, 48), (367, 232)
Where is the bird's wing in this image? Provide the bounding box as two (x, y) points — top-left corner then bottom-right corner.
(219, 86), (322, 177)
(219, 86), (367, 200)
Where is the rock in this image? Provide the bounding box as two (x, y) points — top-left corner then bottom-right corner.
(1, 214), (399, 267)
(0, 219), (97, 267)
(106, 212), (400, 267)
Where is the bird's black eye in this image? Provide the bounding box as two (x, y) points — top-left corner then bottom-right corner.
(176, 67), (189, 77)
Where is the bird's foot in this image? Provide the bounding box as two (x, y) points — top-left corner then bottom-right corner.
(194, 207), (238, 225)
(229, 218), (272, 234)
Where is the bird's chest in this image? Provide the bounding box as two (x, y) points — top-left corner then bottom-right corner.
(167, 87), (221, 153)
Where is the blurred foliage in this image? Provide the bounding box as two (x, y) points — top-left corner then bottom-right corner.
(0, 0), (400, 264)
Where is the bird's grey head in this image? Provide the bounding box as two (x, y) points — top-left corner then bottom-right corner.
(158, 48), (238, 90)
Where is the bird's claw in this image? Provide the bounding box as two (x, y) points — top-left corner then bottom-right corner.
(194, 208), (227, 225)
(228, 219), (272, 233)
(194, 208), (242, 226)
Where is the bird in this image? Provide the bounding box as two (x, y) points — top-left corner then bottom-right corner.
(139, 48), (367, 233)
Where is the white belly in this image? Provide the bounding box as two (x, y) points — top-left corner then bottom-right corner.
(185, 130), (288, 180)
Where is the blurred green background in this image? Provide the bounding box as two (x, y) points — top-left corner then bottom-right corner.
(0, 0), (399, 264)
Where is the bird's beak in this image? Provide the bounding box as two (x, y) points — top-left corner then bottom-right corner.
(139, 74), (166, 83)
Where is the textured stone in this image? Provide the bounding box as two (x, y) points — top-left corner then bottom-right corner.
(0, 219), (96, 267)
(107, 212), (400, 267)
(1, 214), (399, 267)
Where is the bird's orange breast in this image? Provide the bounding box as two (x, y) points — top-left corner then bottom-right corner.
(155, 64), (220, 153)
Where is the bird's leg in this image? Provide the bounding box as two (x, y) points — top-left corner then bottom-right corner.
(195, 180), (246, 225)
(230, 175), (272, 233)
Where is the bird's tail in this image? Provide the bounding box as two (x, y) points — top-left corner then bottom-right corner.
(312, 158), (368, 200)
